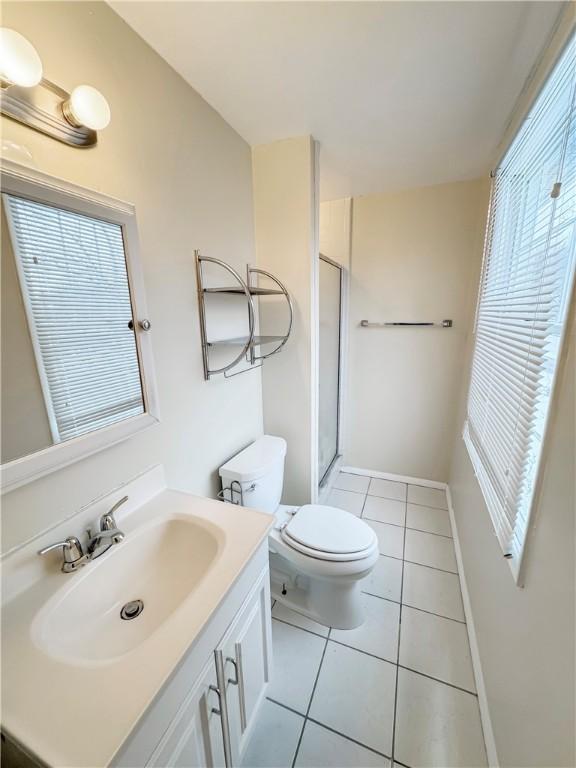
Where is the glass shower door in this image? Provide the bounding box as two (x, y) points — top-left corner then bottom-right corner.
(318, 255), (342, 485)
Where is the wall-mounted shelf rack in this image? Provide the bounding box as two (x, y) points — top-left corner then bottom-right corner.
(195, 250), (293, 380)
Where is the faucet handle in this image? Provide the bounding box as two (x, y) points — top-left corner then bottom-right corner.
(38, 536), (85, 572)
(100, 496), (128, 530)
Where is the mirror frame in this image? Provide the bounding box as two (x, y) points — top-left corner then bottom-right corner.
(0, 160), (160, 492)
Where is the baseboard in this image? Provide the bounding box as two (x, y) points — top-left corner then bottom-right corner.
(340, 465), (447, 490)
(446, 486), (499, 767)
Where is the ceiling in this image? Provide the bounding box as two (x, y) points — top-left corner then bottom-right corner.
(110, 1), (564, 200)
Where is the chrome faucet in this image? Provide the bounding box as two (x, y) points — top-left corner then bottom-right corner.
(38, 496), (127, 573)
(86, 496), (127, 560)
(37, 536), (88, 573)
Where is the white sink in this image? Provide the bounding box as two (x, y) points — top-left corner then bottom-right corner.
(31, 515), (222, 665)
(2, 477), (273, 768)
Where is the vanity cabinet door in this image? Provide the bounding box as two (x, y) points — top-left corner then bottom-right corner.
(147, 657), (226, 768)
(220, 570), (273, 763)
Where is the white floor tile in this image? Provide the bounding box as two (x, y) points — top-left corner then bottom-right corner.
(402, 561), (465, 621)
(399, 606), (476, 691)
(362, 555), (402, 602)
(406, 503), (452, 537)
(365, 520), (404, 559)
(368, 477), (407, 502)
(333, 472), (371, 494)
(395, 668), (487, 767)
(296, 721), (390, 767)
(363, 496), (406, 526)
(407, 485), (448, 510)
(331, 593), (400, 662)
(241, 699), (303, 768)
(327, 488), (365, 517)
(272, 602), (330, 637)
(310, 642), (396, 757)
(404, 528), (457, 573)
(268, 620), (326, 713)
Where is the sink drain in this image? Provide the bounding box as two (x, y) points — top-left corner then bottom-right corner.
(120, 599), (144, 620)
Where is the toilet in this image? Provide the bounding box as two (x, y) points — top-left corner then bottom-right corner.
(219, 435), (379, 629)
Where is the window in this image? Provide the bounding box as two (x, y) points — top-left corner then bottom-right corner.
(3, 194), (145, 443)
(464, 34), (576, 580)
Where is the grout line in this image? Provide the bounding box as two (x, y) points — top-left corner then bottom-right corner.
(391, 506), (407, 765)
(374, 553), (404, 562)
(399, 601), (466, 625)
(327, 637), (397, 666)
(362, 516), (453, 540)
(361, 589), (466, 625)
(266, 696), (306, 719)
(360, 590), (401, 605)
(331, 486), (370, 496)
(305, 716), (393, 761)
(405, 525), (452, 540)
(350, 548), (458, 576)
(290, 714), (307, 767)
(291, 630), (331, 767)
(406, 500), (449, 512)
(398, 664), (478, 697)
(272, 615), (329, 640)
(367, 493), (408, 503)
(402, 558), (458, 575)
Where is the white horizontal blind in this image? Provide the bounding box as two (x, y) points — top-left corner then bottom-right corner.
(464, 33), (576, 571)
(4, 195), (144, 443)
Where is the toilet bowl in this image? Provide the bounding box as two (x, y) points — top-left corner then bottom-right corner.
(219, 436), (379, 629)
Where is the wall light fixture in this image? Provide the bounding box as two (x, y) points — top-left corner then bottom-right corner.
(0, 28), (43, 88)
(0, 27), (111, 147)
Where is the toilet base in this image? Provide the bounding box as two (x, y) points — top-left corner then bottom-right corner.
(269, 553), (368, 630)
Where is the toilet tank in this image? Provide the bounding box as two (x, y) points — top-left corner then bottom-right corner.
(219, 435), (287, 513)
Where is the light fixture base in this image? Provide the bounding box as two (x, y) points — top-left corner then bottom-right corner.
(1, 78), (97, 147)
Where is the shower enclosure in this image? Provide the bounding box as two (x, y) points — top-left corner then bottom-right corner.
(318, 254), (344, 486)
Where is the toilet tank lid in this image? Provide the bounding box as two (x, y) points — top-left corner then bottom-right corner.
(219, 435), (287, 482)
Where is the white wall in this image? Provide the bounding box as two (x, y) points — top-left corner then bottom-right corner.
(447, 11), (575, 766)
(346, 179), (489, 481)
(0, 1), (263, 553)
(449, 318), (575, 767)
(319, 198), (352, 269)
(252, 137), (319, 504)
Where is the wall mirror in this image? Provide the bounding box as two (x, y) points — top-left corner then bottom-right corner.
(1, 161), (159, 492)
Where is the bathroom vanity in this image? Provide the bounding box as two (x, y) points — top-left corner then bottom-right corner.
(1, 467), (273, 767)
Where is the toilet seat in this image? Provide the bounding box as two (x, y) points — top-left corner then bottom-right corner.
(280, 504), (377, 562)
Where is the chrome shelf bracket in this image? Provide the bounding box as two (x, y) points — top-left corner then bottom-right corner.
(194, 251), (293, 380)
(195, 250), (256, 380)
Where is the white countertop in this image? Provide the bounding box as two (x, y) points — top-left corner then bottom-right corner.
(1, 484), (272, 767)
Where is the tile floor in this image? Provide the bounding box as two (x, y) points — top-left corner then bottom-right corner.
(241, 472), (488, 768)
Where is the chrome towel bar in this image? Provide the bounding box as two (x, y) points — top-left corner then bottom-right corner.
(360, 319), (453, 328)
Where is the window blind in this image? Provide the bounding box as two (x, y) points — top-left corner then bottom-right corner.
(4, 195), (144, 443)
(464, 33), (576, 572)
